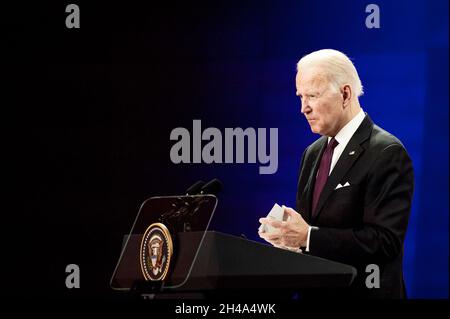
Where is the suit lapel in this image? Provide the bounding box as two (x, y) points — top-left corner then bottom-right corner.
(312, 142), (364, 221)
(311, 114), (374, 222)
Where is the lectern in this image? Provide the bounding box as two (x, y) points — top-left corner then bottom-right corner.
(110, 195), (356, 298)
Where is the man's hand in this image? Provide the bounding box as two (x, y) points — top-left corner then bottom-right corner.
(258, 206), (309, 250)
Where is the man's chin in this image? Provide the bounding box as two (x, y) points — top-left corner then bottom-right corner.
(310, 126), (321, 134)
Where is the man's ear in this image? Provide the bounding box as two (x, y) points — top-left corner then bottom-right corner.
(341, 84), (352, 107)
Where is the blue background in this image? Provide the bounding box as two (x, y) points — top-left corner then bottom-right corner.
(168, 0), (448, 298)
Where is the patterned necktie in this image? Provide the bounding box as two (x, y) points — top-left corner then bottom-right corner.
(312, 137), (339, 216)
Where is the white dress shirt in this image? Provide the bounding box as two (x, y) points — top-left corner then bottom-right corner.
(304, 108), (366, 252)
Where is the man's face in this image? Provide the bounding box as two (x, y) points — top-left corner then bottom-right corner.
(295, 67), (344, 137)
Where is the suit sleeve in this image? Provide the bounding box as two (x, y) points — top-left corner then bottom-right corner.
(308, 143), (414, 265)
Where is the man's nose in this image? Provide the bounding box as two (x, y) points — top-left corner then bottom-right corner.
(300, 99), (310, 114)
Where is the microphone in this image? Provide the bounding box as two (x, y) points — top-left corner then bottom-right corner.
(200, 178), (223, 195)
(185, 180), (206, 195)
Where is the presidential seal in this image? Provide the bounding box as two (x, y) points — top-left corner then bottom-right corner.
(140, 223), (173, 281)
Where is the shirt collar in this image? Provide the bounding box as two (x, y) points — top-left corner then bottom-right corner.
(328, 108), (366, 145)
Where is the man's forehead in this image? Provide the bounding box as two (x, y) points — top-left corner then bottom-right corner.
(296, 68), (330, 91)
(297, 68), (329, 84)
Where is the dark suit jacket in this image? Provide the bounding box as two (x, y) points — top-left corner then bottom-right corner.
(296, 114), (414, 299)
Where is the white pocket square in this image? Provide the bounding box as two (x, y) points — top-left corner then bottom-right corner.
(335, 182), (351, 190)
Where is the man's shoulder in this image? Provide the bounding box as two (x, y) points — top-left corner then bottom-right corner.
(370, 124), (406, 150)
(302, 120), (408, 156)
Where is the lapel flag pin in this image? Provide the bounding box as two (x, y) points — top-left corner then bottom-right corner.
(349, 151), (355, 155)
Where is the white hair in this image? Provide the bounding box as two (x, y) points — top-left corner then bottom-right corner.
(297, 49), (364, 97)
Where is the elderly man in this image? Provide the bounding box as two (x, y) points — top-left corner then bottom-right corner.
(259, 49), (414, 298)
